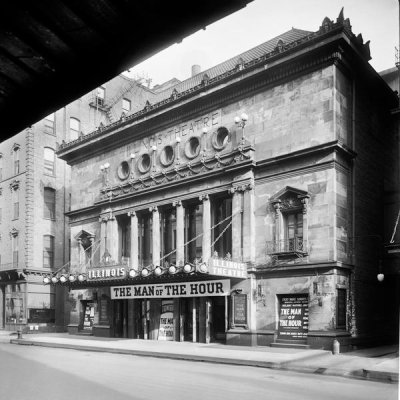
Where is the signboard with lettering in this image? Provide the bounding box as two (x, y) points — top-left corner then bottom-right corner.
(87, 267), (127, 280)
(231, 294), (248, 328)
(128, 110), (222, 153)
(208, 258), (247, 279)
(277, 295), (309, 341)
(28, 308), (55, 323)
(158, 300), (174, 341)
(111, 279), (230, 299)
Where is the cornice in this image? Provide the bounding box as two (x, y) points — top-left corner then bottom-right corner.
(256, 140), (356, 170)
(57, 15), (374, 164)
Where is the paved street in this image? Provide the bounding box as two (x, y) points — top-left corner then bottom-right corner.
(0, 343), (397, 400)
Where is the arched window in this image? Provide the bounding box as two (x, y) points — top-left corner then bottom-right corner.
(13, 145), (20, 175)
(44, 187), (56, 219)
(44, 147), (55, 176)
(43, 235), (55, 268)
(69, 117), (80, 141)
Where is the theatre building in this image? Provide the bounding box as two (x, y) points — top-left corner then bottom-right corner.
(55, 11), (398, 349)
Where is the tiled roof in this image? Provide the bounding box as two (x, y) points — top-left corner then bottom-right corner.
(150, 28), (312, 103)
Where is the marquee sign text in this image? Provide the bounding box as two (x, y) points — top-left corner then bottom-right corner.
(111, 279), (230, 299)
(208, 258), (247, 278)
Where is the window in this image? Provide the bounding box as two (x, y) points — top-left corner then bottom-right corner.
(284, 212), (303, 251)
(122, 98), (131, 113)
(138, 212), (152, 267)
(43, 235), (55, 268)
(96, 87), (105, 107)
(44, 187), (56, 219)
(118, 215), (131, 263)
(69, 117), (80, 141)
(12, 234), (18, 268)
(12, 189), (19, 220)
(44, 113), (55, 135)
(268, 187), (309, 257)
(44, 147), (55, 175)
(184, 203), (203, 263)
(161, 208), (176, 265)
(13, 146), (20, 175)
(336, 288), (347, 329)
(212, 196), (232, 258)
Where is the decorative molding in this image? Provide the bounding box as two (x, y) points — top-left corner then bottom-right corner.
(9, 227), (19, 237)
(229, 181), (254, 194)
(9, 179), (20, 191)
(199, 194), (209, 202)
(98, 144), (254, 202)
(57, 9), (364, 159)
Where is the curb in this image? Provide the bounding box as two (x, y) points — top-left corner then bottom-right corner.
(9, 338), (398, 384)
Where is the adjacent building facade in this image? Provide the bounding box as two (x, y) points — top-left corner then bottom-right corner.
(56, 11), (398, 349)
(0, 74), (151, 332)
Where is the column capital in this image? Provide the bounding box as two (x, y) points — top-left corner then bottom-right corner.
(199, 194), (209, 202)
(229, 182), (254, 194)
(149, 205), (158, 213)
(172, 200), (182, 207)
(99, 216), (108, 223)
(127, 210), (136, 217)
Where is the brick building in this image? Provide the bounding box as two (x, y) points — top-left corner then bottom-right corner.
(56, 10), (398, 349)
(0, 74), (151, 332)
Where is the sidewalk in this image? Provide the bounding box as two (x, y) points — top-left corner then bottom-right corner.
(1, 330), (398, 384)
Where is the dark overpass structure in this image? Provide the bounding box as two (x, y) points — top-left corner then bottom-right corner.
(0, 0), (252, 140)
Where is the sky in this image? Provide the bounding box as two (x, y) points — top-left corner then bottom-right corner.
(124, 0), (398, 87)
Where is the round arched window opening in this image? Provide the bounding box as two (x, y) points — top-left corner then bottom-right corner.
(184, 136), (201, 159)
(138, 153), (151, 174)
(117, 161), (130, 180)
(212, 127), (230, 151)
(160, 145), (175, 167)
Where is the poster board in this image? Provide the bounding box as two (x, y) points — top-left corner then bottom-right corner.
(277, 295), (309, 341)
(231, 294), (248, 328)
(158, 300), (174, 341)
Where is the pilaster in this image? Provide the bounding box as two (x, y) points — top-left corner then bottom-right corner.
(200, 194), (211, 263)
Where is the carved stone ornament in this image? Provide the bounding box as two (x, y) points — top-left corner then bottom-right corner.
(9, 228), (19, 238)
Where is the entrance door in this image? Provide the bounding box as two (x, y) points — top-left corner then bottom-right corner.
(181, 298), (199, 342)
(211, 296), (226, 342)
(113, 299), (128, 338)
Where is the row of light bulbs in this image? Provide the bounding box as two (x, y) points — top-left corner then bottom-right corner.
(43, 262), (209, 284)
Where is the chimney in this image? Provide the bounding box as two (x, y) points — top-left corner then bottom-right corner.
(191, 64), (201, 77)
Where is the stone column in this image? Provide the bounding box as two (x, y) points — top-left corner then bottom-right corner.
(108, 215), (119, 263)
(299, 195), (310, 252)
(231, 189), (243, 260)
(99, 217), (107, 259)
(272, 200), (283, 254)
(200, 194), (211, 264)
(243, 184), (256, 263)
(128, 211), (139, 270)
(150, 206), (160, 266)
(174, 201), (184, 266)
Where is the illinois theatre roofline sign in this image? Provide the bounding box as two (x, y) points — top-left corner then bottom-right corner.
(208, 258), (247, 278)
(111, 279), (230, 299)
